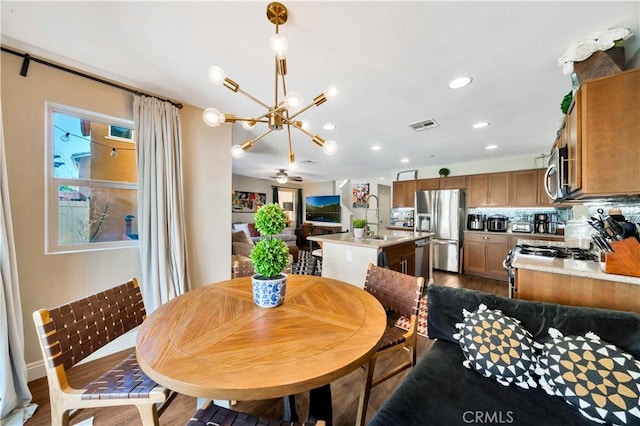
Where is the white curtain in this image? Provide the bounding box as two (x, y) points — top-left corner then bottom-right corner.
(134, 96), (189, 312)
(0, 101), (36, 424)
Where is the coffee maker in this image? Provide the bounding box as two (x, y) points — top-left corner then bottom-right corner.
(534, 213), (550, 233)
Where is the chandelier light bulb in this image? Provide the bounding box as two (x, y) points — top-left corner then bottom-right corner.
(110, 148), (118, 157)
(300, 119), (311, 131)
(284, 91), (303, 110)
(208, 66), (226, 85)
(60, 132), (70, 142)
(203, 107), (224, 127)
(242, 120), (256, 131)
(269, 33), (288, 56)
(230, 144), (245, 158)
(325, 84), (338, 99)
(322, 140), (337, 156)
(288, 161), (298, 170)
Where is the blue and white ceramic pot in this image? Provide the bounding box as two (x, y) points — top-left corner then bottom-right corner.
(251, 273), (287, 308)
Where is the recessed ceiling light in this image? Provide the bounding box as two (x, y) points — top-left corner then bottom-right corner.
(401, 158), (409, 163)
(448, 77), (473, 89)
(323, 123), (336, 130)
(379, 177), (385, 180)
(473, 122), (489, 129)
(371, 145), (381, 151)
(485, 144), (498, 150)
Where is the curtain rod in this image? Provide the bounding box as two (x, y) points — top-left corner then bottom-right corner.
(1, 46), (183, 109)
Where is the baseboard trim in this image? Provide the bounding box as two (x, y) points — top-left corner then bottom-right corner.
(27, 329), (138, 382)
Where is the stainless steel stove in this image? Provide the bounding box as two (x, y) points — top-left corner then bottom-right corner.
(503, 243), (599, 299)
(516, 244), (599, 262)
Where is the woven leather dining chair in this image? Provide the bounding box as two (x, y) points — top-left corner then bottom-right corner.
(32, 278), (175, 426)
(355, 263), (425, 426)
(187, 401), (326, 426)
(233, 257), (293, 278)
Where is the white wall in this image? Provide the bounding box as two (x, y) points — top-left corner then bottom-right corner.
(1, 51), (232, 371)
(413, 153), (547, 180)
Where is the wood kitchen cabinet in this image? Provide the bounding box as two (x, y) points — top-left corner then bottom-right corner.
(440, 176), (466, 189)
(568, 68), (640, 198)
(416, 178), (440, 191)
(416, 176), (466, 192)
(463, 232), (509, 280)
(392, 180), (417, 208)
(466, 172), (510, 207)
(384, 241), (415, 275)
(509, 169), (538, 206)
(514, 268), (640, 313)
(509, 168), (552, 207)
(536, 168), (554, 206)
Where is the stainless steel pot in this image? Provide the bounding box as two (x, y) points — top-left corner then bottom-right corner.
(467, 214), (485, 230)
(487, 215), (509, 232)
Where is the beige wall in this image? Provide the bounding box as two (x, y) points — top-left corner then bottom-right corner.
(182, 105), (232, 288)
(231, 174), (302, 224)
(1, 51), (232, 368)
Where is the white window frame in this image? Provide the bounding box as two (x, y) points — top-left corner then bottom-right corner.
(45, 102), (138, 254)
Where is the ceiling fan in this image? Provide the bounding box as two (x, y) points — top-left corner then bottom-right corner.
(271, 169), (303, 184)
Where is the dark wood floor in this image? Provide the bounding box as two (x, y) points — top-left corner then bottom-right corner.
(26, 272), (508, 426)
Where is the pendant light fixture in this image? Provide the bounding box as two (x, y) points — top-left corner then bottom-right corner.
(202, 2), (338, 170)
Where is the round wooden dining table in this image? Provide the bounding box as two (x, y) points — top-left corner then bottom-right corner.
(135, 274), (386, 423)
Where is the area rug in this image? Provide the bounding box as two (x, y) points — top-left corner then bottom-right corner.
(394, 295), (428, 337)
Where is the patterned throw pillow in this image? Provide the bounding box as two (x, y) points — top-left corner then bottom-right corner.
(535, 328), (640, 426)
(453, 304), (539, 389)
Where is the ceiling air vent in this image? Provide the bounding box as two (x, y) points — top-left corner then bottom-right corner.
(408, 118), (439, 132)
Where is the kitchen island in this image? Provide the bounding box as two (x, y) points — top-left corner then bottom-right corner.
(308, 230), (433, 288)
(511, 239), (640, 313)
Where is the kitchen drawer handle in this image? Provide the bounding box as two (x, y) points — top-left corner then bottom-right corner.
(483, 236), (489, 240)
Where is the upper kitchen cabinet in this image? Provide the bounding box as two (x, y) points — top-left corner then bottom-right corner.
(416, 178), (440, 191)
(510, 169), (552, 207)
(537, 168), (554, 206)
(569, 68), (640, 198)
(466, 172), (510, 207)
(416, 176), (466, 191)
(510, 169), (538, 206)
(392, 180), (417, 208)
(440, 176), (466, 189)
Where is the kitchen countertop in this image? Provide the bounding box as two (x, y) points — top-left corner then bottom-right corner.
(512, 238), (640, 286)
(308, 230), (433, 249)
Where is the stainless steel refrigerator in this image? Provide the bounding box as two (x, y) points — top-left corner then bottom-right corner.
(414, 189), (466, 273)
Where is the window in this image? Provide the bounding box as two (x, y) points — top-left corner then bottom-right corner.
(46, 103), (138, 253)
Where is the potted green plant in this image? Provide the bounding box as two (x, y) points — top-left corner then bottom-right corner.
(353, 218), (367, 238)
(250, 203), (290, 308)
(439, 167), (450, 178)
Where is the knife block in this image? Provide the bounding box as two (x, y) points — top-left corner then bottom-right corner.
(604, 238), (640, 277)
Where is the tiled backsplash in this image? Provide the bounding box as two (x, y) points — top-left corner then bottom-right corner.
(470, 203), (640, 225)
(468, 207), (572, 224)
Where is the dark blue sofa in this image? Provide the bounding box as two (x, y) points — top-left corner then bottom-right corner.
(368, 285), (640, 426)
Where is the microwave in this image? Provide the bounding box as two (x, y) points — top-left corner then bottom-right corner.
(544, 145), (568, 201)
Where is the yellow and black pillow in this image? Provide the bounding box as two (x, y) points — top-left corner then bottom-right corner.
(454, 304), (539, 389)
(535, 328), (640, 426)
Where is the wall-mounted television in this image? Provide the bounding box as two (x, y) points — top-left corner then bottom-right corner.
(305, 195), (341, 223)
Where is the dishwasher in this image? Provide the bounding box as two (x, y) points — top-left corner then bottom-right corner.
(415, 238), (431, 282)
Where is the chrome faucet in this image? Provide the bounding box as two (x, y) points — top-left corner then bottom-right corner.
(364, 194), (379, 237)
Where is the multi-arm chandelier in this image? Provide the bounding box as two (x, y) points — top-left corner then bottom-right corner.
(202, 2), (338, 170)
